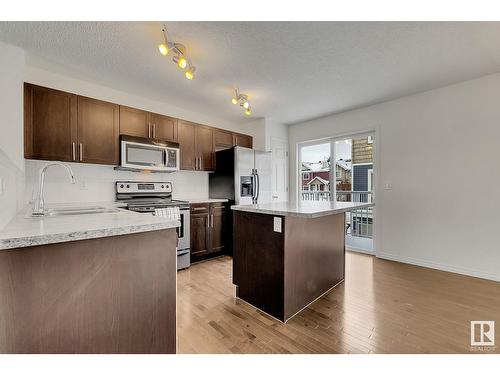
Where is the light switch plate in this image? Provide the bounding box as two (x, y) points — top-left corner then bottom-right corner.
(273, 217), (282, 233)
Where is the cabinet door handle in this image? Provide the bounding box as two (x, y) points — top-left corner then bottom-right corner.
(79, 143), (83, 161)
(72, 142), (76, 161)
(211, 214), (214, 227)
(153, 124), (156, 138)
(148, 123), (151, 138)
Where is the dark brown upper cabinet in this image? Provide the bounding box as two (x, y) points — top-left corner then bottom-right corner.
(195, 125), (215, 171)
(24, 83), (252, 169)
(214, 129), (234, 151)
(119, 106), (178, 142)
(77, 96), (119, 165)
(178, 120), (197, 170)
(178, 121), (215, 171)
(234, 133), (253, 148)
(119, 106), (150, 138)
(24, 83), (77, 162)
(150, 113), (178, 142)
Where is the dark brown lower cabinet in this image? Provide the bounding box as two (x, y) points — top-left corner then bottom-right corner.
(190, 204), (210, 258)
(190, 202), (228, 262)
(0, 230), (177, 354)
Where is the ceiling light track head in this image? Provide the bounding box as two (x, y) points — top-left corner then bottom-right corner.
(158, 23), (196, 80)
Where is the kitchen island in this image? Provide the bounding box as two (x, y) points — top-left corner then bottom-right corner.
(231, 200), (374, 322)
(0, 204), (179, 354)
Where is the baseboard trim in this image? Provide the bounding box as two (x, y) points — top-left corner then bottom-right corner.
(377, 252), (500, 282)
(346, 246), (374, 256)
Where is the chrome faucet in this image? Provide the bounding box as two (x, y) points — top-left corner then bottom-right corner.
(32, 162), (77, 216)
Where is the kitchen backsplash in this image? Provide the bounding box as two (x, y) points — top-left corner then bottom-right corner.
(24, 160), (209, 204)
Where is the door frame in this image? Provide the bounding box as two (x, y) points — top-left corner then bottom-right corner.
(296, 127), (380, 256)
(270, 137), (289, 202)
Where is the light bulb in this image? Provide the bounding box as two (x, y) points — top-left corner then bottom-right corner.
(231, 97), (238, 105)
(177, 56), (187, 69)
(244, 108), (251, 116)
(158, 43), (169, 56)
(243, 101), (250, 109)
(185, 67), (195, 80)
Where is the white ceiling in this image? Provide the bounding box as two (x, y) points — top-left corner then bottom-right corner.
(1, 21), (500, 125)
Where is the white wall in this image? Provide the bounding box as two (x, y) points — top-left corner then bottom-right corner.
(20, 59), (266, 205)
(265, 117), (289, 151)
(289, 72), (500, 281)
(24, 160), (208, 203)
(0, 42), (25, 229)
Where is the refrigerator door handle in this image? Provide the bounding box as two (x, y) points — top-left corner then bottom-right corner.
(251, 169), (257, 204)
(255, 172), (260, 203)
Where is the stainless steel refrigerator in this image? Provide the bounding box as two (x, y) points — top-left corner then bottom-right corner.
(209, 146), (272, 205)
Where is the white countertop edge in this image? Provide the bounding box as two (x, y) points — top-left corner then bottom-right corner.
(187, 198), (229, 204)
(0, 219), (180, 251)
(231, 202), (375, 218)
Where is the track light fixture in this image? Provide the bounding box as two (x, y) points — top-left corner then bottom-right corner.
(158, 24), (196, 81)
(232, 89), (252, 116)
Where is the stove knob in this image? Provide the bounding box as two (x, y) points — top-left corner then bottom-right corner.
(161, 185), (165, 188)
(126, 184), (130, 188)
(120, 184), (124, 188)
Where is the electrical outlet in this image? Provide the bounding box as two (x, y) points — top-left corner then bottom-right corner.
(273, 217), (282, 233)
(384, 182), (393, 190)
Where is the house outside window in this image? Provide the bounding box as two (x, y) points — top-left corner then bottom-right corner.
(303, 172), (310, 180)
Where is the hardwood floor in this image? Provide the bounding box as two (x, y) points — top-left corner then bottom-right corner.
(177, 252), (500, 353)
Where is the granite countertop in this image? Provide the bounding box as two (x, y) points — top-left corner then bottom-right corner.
(187, 198), (229, 204)
(0, 202), (180, 250)
(231, 201), (375, 218)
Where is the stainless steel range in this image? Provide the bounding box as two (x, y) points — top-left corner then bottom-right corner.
(116, 181), (190, 270)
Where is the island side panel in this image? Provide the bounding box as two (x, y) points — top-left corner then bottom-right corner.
(0, 229), (177, 354)
(233, 211), (285, 321)
(284, 213), (345, 321)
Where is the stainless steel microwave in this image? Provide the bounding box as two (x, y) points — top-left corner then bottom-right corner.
(120, 135), (180, 172)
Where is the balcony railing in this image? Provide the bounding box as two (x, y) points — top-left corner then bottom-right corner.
(301, 190), (374, 238)
(301, 190), (373, 203)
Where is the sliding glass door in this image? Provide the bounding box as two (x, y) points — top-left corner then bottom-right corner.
(299, 133), (375, 253)
(299, 141), (332, 202)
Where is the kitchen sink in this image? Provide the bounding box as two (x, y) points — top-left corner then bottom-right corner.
(41, 206), (122, 216)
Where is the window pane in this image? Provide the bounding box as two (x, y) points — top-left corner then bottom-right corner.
(300, 143), (331, 201)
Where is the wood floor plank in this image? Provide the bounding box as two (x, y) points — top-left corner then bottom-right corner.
(177, 252), (500, 354)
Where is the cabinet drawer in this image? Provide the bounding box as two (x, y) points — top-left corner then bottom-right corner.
(190, 203), (210, 213)
(210, 203), (227, 213)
